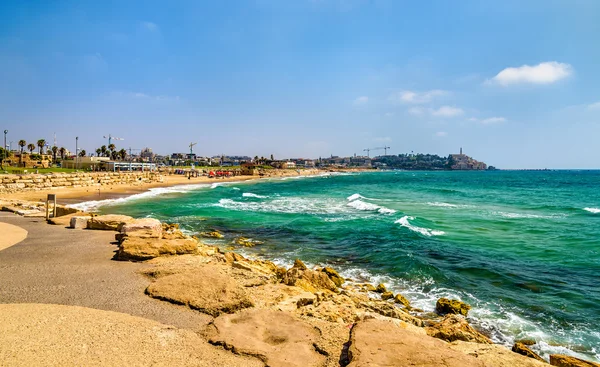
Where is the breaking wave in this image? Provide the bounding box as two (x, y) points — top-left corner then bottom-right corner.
(347, 199), (396, 214)
(395, 216), (445, 237)
(242, 193), (268, 199)
(584, 207), (600, 214)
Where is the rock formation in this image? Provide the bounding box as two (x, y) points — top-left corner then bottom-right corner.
(426, 314), (492, 344)
(436, 297), (471, 316)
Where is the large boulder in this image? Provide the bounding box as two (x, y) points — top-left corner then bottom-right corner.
(120, 218), (163, 238)
(426, 314), (492, 344)
(358, 300), (425, 327)
(436, 297), (471, 316)
(282, 261), (337, 293)
(347, 318), (486, 367)
(145, 267), (253, 316)
(449, 341), (550, 367)
(69, 216), (90, 229)
(87, 214), (134, 231)
(550, 354), (600, 367)
(208, 309), (326, 367)
(117, 237), (199, 261)
(512, 342), (545, 362)
(394, 293), (411, 308)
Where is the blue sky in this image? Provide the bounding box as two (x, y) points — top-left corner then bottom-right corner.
(1, 0), (599, 168)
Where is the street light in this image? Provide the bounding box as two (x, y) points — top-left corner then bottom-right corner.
(2, 130), (7, 169)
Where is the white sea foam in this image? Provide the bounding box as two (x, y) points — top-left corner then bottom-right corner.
(395, 216), (445, 236)
(347, 193), (365, 201)
(347, 199), (396, 214)
(242, 193), (268, 199)
(232, 187), (241, 190)
(67, 184), (211, 212)
(493, 211), (564, 219)
(584, 207), (600, 214)
(216, 197), (350, 215)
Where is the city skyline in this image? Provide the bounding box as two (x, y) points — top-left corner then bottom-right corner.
(1, 1), (599, 168)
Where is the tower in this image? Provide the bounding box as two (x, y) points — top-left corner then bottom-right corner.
(460, 147), (463, 155)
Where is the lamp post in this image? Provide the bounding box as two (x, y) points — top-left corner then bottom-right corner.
(75, 136), (79, 170)
(2, 130), (7, 169)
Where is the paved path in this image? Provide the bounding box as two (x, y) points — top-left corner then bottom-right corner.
(0, 222), (27, 251)
(0, 212), (212, 332)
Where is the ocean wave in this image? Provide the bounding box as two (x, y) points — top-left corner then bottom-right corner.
(493, 211), (564, 219)
(215, 197), (350, 215)
(347, 199), (396, 214)
(584, 207), (600, 214)
(427, 202), (459, 208)
(395, 216), (445, 236)
(347, 193), (365, 201)
(242, 192), (268, 199)
(67, 184), (211, 212)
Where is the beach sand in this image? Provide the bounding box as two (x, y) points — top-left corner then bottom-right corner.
(0, 222), (28, 251)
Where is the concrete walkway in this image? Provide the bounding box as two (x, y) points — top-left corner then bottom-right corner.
(0, 221), (27, 251)
(0, 212), (211, 332)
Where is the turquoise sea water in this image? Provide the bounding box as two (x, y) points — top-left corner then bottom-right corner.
(78, 171), (600, 361)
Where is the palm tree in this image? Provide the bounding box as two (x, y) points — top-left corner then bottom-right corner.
(27, 143), (35, 154)
(51, 146), (58, 162)
(37, 139), (46, 154)
(95, 148), (102, 157)
(59, 147), (66, 160)
(108, 143), (116, 158)
(78, 149), (86, 158)
(119, 149), (127, 161)
(111, 150), (118, 160)
(18, 140), (26, 165)
(100, 145), (107, 157)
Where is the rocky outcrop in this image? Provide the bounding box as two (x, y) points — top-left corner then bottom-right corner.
(119, 218), (163, 238)
(436, 297), (471, 316)
(449, 341), (550, 367)
(550, 354), (600, 367)
(282, 260), (337, 293)
(426, 314), (492, 344)
(512, 342), (546, 362)
(117, 237), (199, 261)
(358, 300), (425, 327)
(321, 267), (344, 287)
(394, 293), (411, 308)
(375, 283), (387, 293)
(87, 214), (134, 231)
(347, 318), (486, 367)
(381, 291), (394, 300)
(145, 266), (253, 316)
(201, 231), (224, 238)
(208, 309), (326, 367)
(69, 216), (90, 229)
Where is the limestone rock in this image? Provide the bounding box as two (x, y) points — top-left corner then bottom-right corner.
(347, 318), (485, 367)
(208, 309), (326, 367)
(201, 231), (224, 238)
(512, 342), (545, 362)
(449, 341), (550, 367)
(87, 214), (134, 231)
(69, 216), (90, 229)
(120, 218), (163, 238)
(426, 314), (492, 344)
(550, 354), (600, 367)
(363, 284), (376, 292)
(381, 291), (394, 300)
(282, 264), (337, 293)
(321, 267), (344, 287)
(117, 237), (199, 261)
(146, 267), (253, 316)
(516, 339), (538, 346)
(436, 297), (471, 316)
(162, 223), (187, 239)
(358, 300), (425, 327)
(394, 293), (411, 307)
(375, 283), (387, 293)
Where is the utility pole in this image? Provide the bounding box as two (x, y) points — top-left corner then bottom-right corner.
(2, 130), (7, 169)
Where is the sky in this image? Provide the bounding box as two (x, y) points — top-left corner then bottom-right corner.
(1, 0), (599, 168)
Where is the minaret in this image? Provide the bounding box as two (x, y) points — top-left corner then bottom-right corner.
(460, 147), (463, 155)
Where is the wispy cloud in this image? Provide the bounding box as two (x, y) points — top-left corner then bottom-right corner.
(353, 96), (369, 105)
(431, 106), (464, 117)
(588, 101), (600, 110)
(389, 89), (447, 104)
(488, 61), (573, 86)
(469, 116), (507, 124)
(435, 131), (448, 137)
(140, 21), (159, 32)
(112, 91), (180, 102)
(408, 107), (425, 116)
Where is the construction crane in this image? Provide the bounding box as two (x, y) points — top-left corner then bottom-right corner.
(363, 146), (391, 158)
(189, 142), (197, 157)
(103, 134), (124, 146)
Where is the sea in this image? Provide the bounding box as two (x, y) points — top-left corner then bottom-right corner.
(72, 170), (600, 361)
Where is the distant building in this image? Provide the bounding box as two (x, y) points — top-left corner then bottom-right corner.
(140, 147), (155, 162)
(449, 148), (487, 170)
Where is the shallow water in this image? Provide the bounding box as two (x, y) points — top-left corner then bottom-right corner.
(81, 170), (600, 361)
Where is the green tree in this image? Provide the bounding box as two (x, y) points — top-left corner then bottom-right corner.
(59, 147), (66, 160)
(119, 149), (127, 161)
(108, 143), (115, 158)
(18, 140), (26, 165)
(95, 148), (102, 157)
(51, 146), (58, 162)
(78, 149), (86, 158)
(27, 143), (35, 154)
(100, 145), (107, 157)
(37, 139), (46, 154)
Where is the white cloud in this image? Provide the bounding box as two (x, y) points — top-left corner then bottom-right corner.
(431, 106), (464, 117)
(481, 117), (506, 124)
(353, 96), (369, 105)
(468, 117), (478, 122)
(389, 89), (447, 104)
(489, 61), (573, 86)
(141, 21), (159, 31)
(588, 101), (600, 110)
(435, 131), (448, 137)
